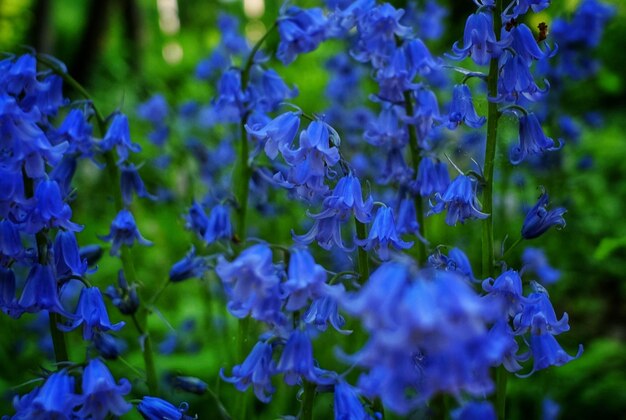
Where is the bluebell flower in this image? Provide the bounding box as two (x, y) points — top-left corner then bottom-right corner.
(522, 247), (561, 284)
(513, 284), (570, 336)
(52, 108), (94, 158)
(11, 370), (82, 419)
(326, 0), (374, 33)
(378, 148), (413, 186)
(496, 52), (549, 103)
(93, 332), (127, 359)
(256, 69), (298, 112)
(294, 174), (373, 250)
(414, 157), (450, 197)
(105, 270), (140, 315)
(204, 204), (233, 244)
(523, 323), (583, 376)
(429, 174), (489, 226)
(447, 84), (486, 129)
(281, 248), (327, 311)
(482, 270), (527, 317)
(246, 111), (301, 160)
(521, 190), (566, 239)
(60, 286), (125, 340)
(350, 4), (412, 69)
(99, 113), (141, 164)
(220, 340), (276, 403)
(170, 376), (208, 395)
(451, 401), (496, 420)
(100, 209), (152, 256)
(0, 167), (24, 215)
(76, 358), (132, 419)
(281, 120), (340, 196)
(0, 219), (22, 258)
(402, 0), (447, 40)
(293, 214), (348, 251)
(277, 6), (328, 65)
(334, 380), (374, 420)
(450, 10), (507, 65)
(213, 69), (247, 122)
(511, 113), (562, 165)
(0, 267), (23, 319)
(395, 198), (420, 236)
(169, 246), (209, 282)
(275, 329), (334, 386)
(488, 319), (526, 372)
(49, 156), (78, 197)
(324, 53), (364, 104)
(196, 50), (230, 80)
(404, 38), (441, 76)
(430, 247), (477, 283)
(215, 244), (283, 324)
(505, 23), (556, 63)
(137, 94), (169, 126)
(364, 105), (408, 148)
(18, 264), (72, 317)
(356, 206), (413, 260)
(120, 163), (156, 205)
(27, 178), (82, 233)
(53, 230), (88, 279)
(137, 396), (190, 420)
(185, 201), (209, 238)
(315, 174), (373, 223)
(303, 295), (351, 334)
(341, 263), (502, 413)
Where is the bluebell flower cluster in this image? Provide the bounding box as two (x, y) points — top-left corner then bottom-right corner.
(337, 261), (505, 413)
(0, 0), (604, 417)
(9, 359), (132, 419)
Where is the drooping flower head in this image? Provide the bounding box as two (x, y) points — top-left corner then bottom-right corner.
(60, 286), (125, 340)
(215, 244), (283, 324)
(510, 113), (562, 165)
(100, 209), (152, 256)
(521, 190), (566, 239)
(277, 6), (328, 65)
(76, 358), (132, 419)
(220, 340), (276, 403)
(429, 174), (489, 226)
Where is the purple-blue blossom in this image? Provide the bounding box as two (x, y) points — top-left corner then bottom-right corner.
(521, 190), (566, 239)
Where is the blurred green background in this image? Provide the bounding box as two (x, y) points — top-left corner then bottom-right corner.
(0, 0), (625, 418)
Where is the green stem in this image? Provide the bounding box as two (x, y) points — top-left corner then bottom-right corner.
(483, 2), (507, 419)
(299, 381), (317, 420)
(481, 1), (502, 280)
(354, 219), (370, 280)
(234, 23), (277, 246)
(48, 313), (69, 365)
(131, 312), (158, 395)
(502, 237), (523, 261)
(403, 91), (427, 264)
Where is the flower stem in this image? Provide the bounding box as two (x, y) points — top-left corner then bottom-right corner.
(299, 381), (317, 420)
(483, 2), (507, 419)
(234, 23), (278, 246)
(404, 91), (427, 264)
(354, 219), (370, 281)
